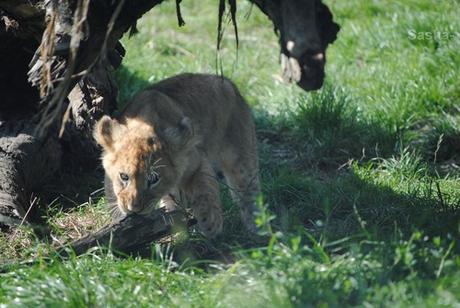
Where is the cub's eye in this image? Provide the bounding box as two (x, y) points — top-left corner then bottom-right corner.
(119, 172), (129, 183)
(148, 173), (161, 188)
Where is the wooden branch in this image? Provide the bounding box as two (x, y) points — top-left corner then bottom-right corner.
(57, 208), (196, 256)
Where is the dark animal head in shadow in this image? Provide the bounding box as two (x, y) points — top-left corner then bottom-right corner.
(251, 0), (340, 91)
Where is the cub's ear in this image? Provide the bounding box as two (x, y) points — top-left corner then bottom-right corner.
(164, 117), (194, 149)
(94, 115), (117, 150)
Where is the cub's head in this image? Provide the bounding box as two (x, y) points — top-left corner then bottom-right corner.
(94, 115), (193, 216)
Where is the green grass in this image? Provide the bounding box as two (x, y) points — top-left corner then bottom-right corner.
(1, 0), (460, 306)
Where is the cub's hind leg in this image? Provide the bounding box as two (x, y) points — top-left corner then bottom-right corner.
(185, 159), (223, 238)
(221, 151), (261, 234)
(219, 92), (261, 234)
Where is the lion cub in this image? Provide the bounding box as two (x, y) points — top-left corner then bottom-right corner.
(94, 73), (260, 238)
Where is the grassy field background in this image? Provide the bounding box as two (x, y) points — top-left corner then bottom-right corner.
(1, 0), (460, 306)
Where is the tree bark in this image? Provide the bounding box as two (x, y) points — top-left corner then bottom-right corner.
(62, 54), (120, 167)
(0, 120), (62, 232)
(0, 6), (58, 231)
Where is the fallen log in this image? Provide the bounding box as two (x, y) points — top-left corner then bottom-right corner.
(0, 209), (195, 272)
(57, 208), (196, 256)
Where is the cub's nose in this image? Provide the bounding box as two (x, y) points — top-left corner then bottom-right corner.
(127, 203), (142, 213)
(118, 203), (137, 215)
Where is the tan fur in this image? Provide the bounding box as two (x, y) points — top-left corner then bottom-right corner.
(94, 73), (260, 238)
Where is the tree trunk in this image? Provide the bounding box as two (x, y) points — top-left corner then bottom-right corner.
(0, 6), (54, 230)
(62, 54), (120, 167)
(0, 120), (62, 231)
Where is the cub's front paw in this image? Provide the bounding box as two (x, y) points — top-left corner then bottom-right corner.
(241, 206), (259, 235)
(194, 206), (223, 238)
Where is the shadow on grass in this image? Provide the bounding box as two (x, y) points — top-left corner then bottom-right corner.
(251, 90), (460, 253)
(257, 84), (460, 172)
(261, 166), (460, 241)
(168, 162), (460, 266)
(255, 84), (401, 170)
